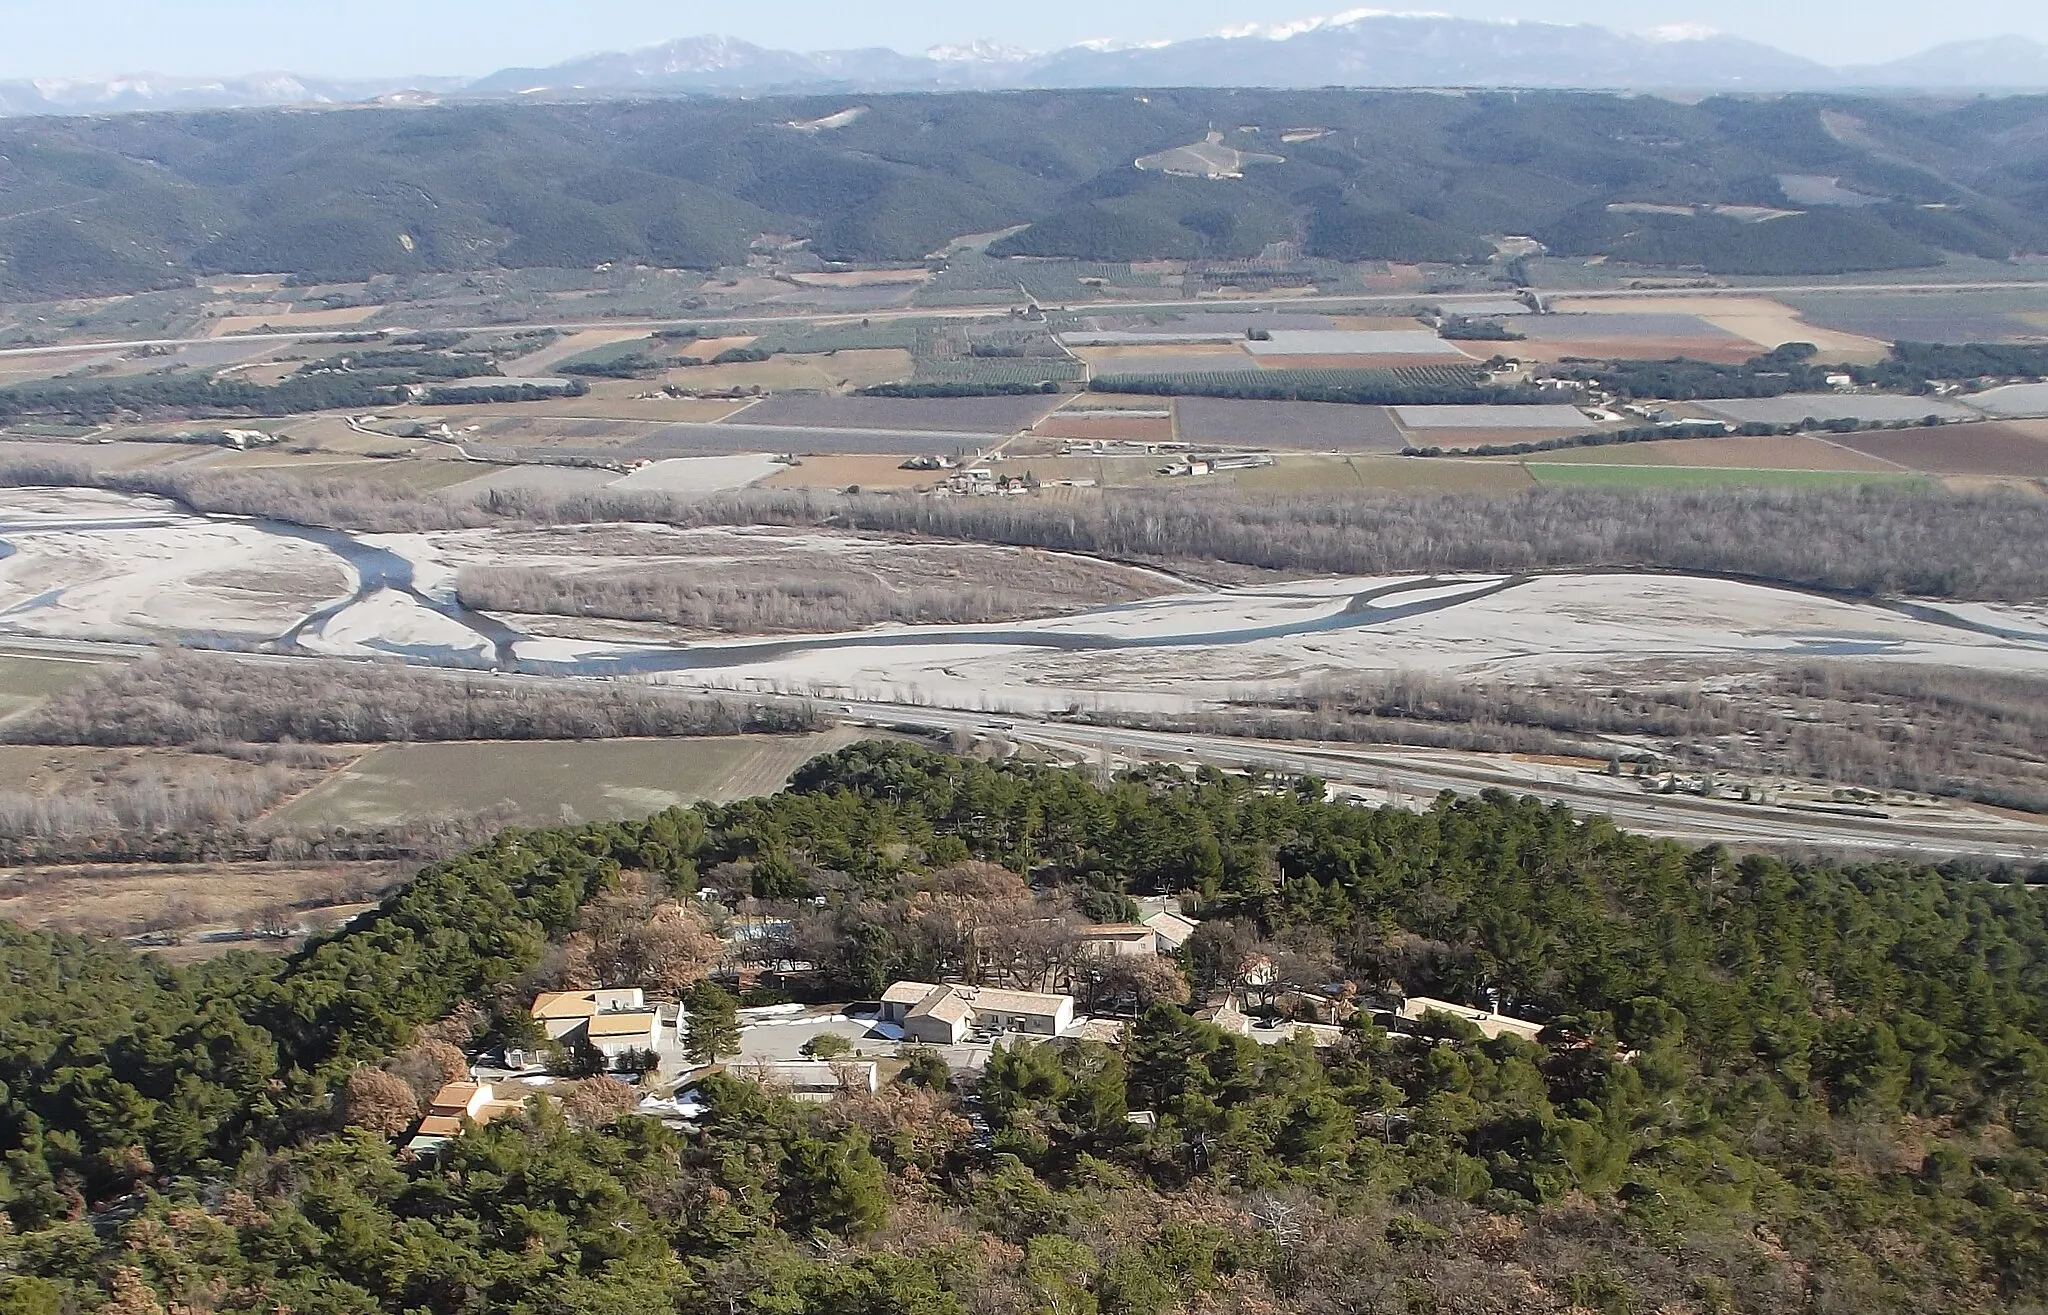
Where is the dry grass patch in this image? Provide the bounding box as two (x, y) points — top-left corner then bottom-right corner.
(760, 455), (945, 490)
(205, 305), (380, 337)
(1480, 435), (1903, 472)
(1552, 295), (1892, 360)
(267, 731), (867, 829)
(0, 859), (404, 945)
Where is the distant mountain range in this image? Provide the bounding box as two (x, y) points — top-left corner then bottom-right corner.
(5, 13), (2048, 116)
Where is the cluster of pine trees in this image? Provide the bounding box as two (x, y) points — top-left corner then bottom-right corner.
(1, 742), (2045, 1313)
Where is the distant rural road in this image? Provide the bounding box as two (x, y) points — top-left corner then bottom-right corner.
(5, 277), (2047, 362)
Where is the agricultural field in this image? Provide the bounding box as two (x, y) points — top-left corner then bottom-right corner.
(1524, 463), (1927, 491)
(1033, 409), (1177, 443)
(1547, 295), (1891, 360)
(1494, 434), (1903, 472)
(1700, 395), (1982, 425)
(0, 654), (114, 720)
(1393, 404), (1594, 430)
(759, 455), (950, 490)
(203, 305), (382, 337)
(1781, 287), (2048, 343)
(597, 424), (981, 459)
(1965, 384), (2048, 419)
(909, 357), (1085, 387)
(1244, 330), (1472, 360)
(606, 455), (787, 493)
(1230, 454), (1539, 494)
(1175, 397), (1407, 450)
(725, 394), (1061, 433)
(1825, 422), (2048, 477)
(1511, 312), (1758, 365)
(265, 731), (865, 828)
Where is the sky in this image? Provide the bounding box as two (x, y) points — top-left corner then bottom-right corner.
(1, 0), (2042, 82)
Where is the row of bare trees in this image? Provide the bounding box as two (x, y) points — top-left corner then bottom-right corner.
(490, 480), (2048, 602)
(457, 564), (1125, 635)
(4, 652), (819, 747)
(0, 762), (303, 839)
(9, 455), (2046, 601)
(1092, 661), (2048, 813)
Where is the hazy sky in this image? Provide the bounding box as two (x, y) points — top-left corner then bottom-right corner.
(3, 1), (2042, 81)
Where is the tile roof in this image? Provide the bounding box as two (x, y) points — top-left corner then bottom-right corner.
(883, 980), (944, 1006)
(907, 988), (973, 1025)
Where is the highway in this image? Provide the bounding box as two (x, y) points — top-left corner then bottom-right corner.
(6, 277), (2048, 362)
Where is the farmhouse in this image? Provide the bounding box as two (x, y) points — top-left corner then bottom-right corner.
(1143, 909), (1199, 951)
(531, 988), (648, 1039)
(530, 988), (662, 1064)
(405, 1081), (529, 1154)
(881, 981), (1076, 1044)
(1074, 923), (1160, 959)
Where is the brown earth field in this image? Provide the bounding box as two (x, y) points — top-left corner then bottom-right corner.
(1175, 397), (1406, 450)
(465, 416), (655, 449)
(1511, 338), (1763, 365)
(1033, 413), (1177, 443)
(1825, 422), (2048, 477)
(0, 439), (194, 471)
(1481, 434), (1907, 471)
(1255, 352), (1479, 370)
(759, 455), (946, 489)
(663, 349), (913, 394)
(464, 387), (757, 423)
(1233, 454), (1538, 494)
(726, 393), (1062, 433)
(205, 306), (381, 337)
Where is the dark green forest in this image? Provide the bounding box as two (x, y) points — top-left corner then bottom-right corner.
(4, 90), (2048, 298)
(2, 743), (2046, 1313)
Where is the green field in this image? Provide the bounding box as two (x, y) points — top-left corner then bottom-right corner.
(1523, 464), (1931, 492)
(267, 731), (864, 828)
(0, 652), (116, 719)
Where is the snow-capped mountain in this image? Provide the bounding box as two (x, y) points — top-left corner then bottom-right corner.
(4, 15), (2046, 118)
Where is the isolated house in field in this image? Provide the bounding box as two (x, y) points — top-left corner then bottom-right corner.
(884, 981), (1075, 1044)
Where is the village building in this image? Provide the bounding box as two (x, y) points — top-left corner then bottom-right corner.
(1073, 923), (1160, 960)
(529, 988), (663, 1067)
(1143, 909), (1199, 951)
(880, 981), (1076, 1045)
(405, 1081), (529, 1155)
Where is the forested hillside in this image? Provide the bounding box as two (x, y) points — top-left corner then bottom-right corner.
(3, 90), (2048, 297)
(2, 743), (2046, 1313)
